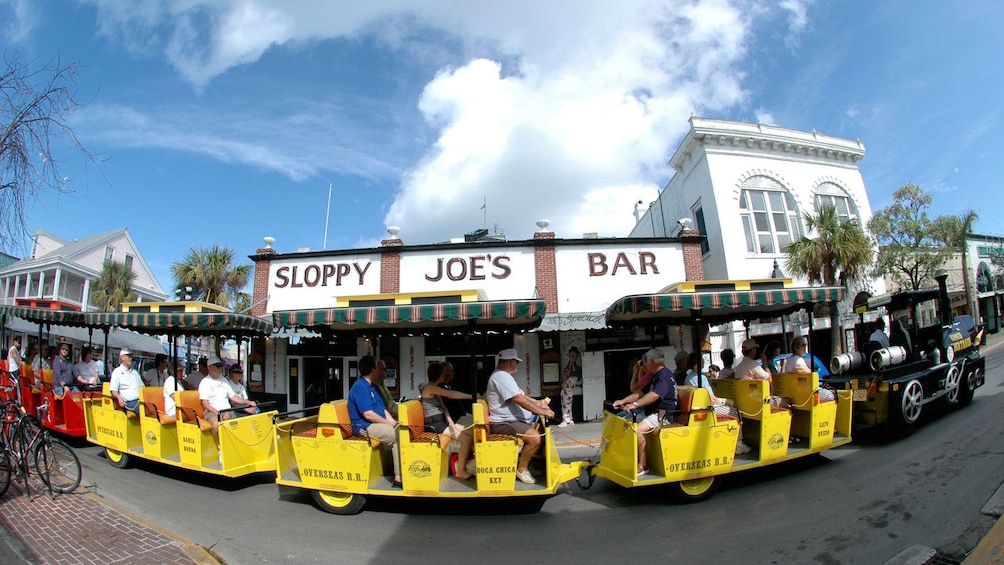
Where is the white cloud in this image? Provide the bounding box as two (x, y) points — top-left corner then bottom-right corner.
(0, 0), (38, 43)
(75, 0), (799, 243)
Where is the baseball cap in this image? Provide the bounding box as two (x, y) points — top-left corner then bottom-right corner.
(230, 365), (243, 374)
(207, 356), (223, 367)
(741, 338), (759, 352)
(119, 348), (132, 356)
(498, 348), (522, 363)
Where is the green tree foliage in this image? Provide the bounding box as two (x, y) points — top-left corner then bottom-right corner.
(785, 203), (873, 357)
(1, 55), (97, 253)
(932, 208), (978, 314)
(867, 183), (951, 291)
(90, 260), (137, 312)
(171, 245), (251, 312)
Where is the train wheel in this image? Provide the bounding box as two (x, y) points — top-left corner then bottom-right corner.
(311, 490), (366, 515)
(668, 475), (718, 503)
(891, 379), (923, 435)
(105, 447), (131, 469)
(959, 367), (979, 407)
(944, 365), (962, 407)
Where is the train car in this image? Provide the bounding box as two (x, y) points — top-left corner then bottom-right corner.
(590, 281), (853, 502)
(80, 310), (279, 476)
(825, 270), (986, 433)
(271, 299), (585, 514)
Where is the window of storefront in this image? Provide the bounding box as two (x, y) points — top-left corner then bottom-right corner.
(739, 176), (801, 255)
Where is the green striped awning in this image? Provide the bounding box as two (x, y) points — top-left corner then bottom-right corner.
(83, 311), (273, 337)
(273, 299), (546, 333)
(606, 286), (845, 326)
(0, 305), (88, 326)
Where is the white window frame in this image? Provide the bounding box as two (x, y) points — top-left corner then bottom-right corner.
(739, 177), (801, 255)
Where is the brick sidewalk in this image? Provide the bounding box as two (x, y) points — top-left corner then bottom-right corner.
(0, 474), (215, 564)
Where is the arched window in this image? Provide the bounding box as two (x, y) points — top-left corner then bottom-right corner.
(977, 261), (993, 293)
(739, 176), (801, 254)
(814, 183), (859, 223)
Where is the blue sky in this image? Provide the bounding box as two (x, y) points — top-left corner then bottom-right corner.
(2, 0), (1001, 293)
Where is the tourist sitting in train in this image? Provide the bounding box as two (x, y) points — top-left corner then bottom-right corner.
(440, 362), (474, 426)
(672, 350), (689, 385)
(418, 362), (475, 479)
(373, 359), (399, 419)
(348, 355), (402, 489)
(183, 357), (209, 391)
(143, 354), (168, 387)
(199, 357), (257, 458)
(72, 346), (102, 389)
(782, 336), (835, 402)
(870, 317), (891, 348)
(735, 339), (771, 382)
(719, 348), (736, 378)
(761, 340), (783, 375)
(226, 365), (259, 416)
(486, 348), (555, 485)
(53, 343), (77, 394)
(110, 348), (144, 415)
(616, 358), (651, 419)
(611, 348), (678, 475)
(682, 353), (726, 406)
(163, 364), (184, 418)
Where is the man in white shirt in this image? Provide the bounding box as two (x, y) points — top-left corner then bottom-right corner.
(110, 348), (144, 415)
(183, 357), (208, 390)
(226, 365), (258, 416)
(72, 346), (101, 389)
(162, 364), (184, 418)
(199, 357), (257, 457)
(486, 348), (554, 484)
(143, 354), (168, 387)
(734, 339), (771, 381)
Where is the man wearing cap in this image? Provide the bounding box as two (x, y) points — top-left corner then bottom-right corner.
(72, 346), (101, 389)
(198, 357), (257, 458)
(110, 348), (144, 415)
(183, 357), (209, 390)
(734, 339), (771, 381)
(486, 348), (554, 484)
(347, 355), (402, 488)
(612, 348), (678, 475)
(672, 350), (689, 385)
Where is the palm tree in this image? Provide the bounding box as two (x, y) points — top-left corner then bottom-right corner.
(170, 245), (251, 312)
(90, 260), (137, 312)
(785, 204), (874, 358)
(934, 209), (979, 317)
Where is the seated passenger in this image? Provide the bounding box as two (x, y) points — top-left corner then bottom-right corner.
(348, 355), (402, 488)
(72, 346), (101, 389)
(226, 365), (259, 416)
(611, 348), (678, 475)
(419, 362), (475, 479)
(782, 336), (834, 402)
(440, 362), (473, 426)
(163, 364), (184, 419)
(109, 348), (143, 415)
(735, 339), (771, 382)
(373, 359), (399, 419)
(870, 317), (891, 348)
(486, 348), (555, 485)
(53, 343), (77, 395)
(199, 357), (257, 459)
(719, 348), (736, 378)
(683, 352), (750, 454)
(617, 358), (651, 419)
(761, 340), (783, 375)
(143, 354), (168, 387)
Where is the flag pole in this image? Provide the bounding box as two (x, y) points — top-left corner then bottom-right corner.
(323, 182), (332, 250)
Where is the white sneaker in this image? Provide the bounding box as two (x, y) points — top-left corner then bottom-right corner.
(464, 459), (477, 476)
(735, 441), (752, 455)
(515, 469), (536, 484)
(558, 421), (573, 428)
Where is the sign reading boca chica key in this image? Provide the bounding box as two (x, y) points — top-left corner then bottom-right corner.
(264, 238), (690, 314)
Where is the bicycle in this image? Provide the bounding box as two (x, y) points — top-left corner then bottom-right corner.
(0, 397), (82, 498)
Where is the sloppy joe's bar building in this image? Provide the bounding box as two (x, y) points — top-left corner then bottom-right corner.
(248, 229), (707, 421)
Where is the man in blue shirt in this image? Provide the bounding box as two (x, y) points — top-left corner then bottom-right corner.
(612, 348), (678, 475)
(348, 355), (401, 488)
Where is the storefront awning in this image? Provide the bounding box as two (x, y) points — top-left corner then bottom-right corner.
(272, 299), (546, 333)
(606, 285), (845, 326)
(535, 311), (607, 332)
(83, 311), (273, 337)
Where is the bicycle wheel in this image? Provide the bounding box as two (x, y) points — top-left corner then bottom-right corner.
(34, 436), (81, 493)
(0, 451), (11, 498)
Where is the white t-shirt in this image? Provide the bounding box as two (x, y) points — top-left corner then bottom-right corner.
(227, 379), (248, 400)
(110, 364), (144, 402)
(198, 375), (232, 412)
(486, 369), (533, 424)
(163, 376), (181, 417)
(72, 360), (100, 386)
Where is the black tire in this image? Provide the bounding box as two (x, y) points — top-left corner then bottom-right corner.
(959, 366), (979, 407)
(105, 447), (131, 469)
(311, 490), (366, 515)
(0, 451), (11, 498)
(35, 437), (82, 493)
(668, 475), (719, 503)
